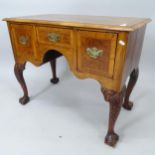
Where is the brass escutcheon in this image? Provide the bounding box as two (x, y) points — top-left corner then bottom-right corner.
(19, 36), (28, 45)
(48, 32), (60, 43)
(86, 47), (103, 59)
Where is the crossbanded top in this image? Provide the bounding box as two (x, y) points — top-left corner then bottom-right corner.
(3, 14), (151, 31)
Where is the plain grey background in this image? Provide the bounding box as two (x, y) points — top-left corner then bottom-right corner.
(0, 0), (155, 155)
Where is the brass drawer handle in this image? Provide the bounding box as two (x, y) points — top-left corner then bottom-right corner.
(48, 32), (60, 43)
(19, 36), (28, 45)
(86, 47), (103, 59)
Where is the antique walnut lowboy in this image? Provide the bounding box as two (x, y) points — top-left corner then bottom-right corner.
(3, 15), (151, 147)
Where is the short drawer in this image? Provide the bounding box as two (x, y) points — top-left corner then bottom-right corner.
(10, 24), (36, 58)
(77, 30), (117, 78)
(36, 26), (73, 48)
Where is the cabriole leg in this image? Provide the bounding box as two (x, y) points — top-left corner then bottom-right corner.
(101, 86), (126, 147)
(14, 63), (30, 105)
(123, 68), (139, 110)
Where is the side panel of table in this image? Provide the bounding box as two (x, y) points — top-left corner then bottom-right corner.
(121, 26), (146, 86)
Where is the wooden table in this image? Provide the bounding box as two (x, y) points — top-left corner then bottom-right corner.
(3, 14), (151, 147)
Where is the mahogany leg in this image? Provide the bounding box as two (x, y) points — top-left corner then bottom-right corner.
(14, 63), (30, 105)
(101, 86), (126, 147)
(50, 59), (59, 84)
(123, 68), (139, 110)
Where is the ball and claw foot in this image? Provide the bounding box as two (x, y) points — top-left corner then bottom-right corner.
(19, 96), (30, 105)
(105, 132), (119, 147)
(122, 101), (133, 110)
(50, 78), (59, 84)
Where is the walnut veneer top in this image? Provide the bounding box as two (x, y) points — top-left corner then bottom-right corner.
(3, 14), (151, 31)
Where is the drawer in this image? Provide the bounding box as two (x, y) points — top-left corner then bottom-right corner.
(10, 24), (36, 58)
(36, 26), (73, 48)
(77, 31), (117, 78)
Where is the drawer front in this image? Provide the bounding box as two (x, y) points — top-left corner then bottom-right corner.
(10, 24), (36, 58)
(36, 26), (73, 48)
(77, 31), (117, 78)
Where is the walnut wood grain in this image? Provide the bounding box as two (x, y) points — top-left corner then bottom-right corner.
(9, 23), (37, 64)
(36, 26), (73, 48)
(77, 30), (117, 78)
(3, 14), (151, 31)
(121, 26), (146, 89)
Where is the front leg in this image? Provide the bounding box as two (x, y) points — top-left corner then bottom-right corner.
(50, 59), (59, 84)
(123, 68), (139, 110)
(14, 63), (30, 105)
(101, 86), (125, 147)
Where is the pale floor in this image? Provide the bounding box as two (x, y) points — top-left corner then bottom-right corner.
(0, 56), (155, 155)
